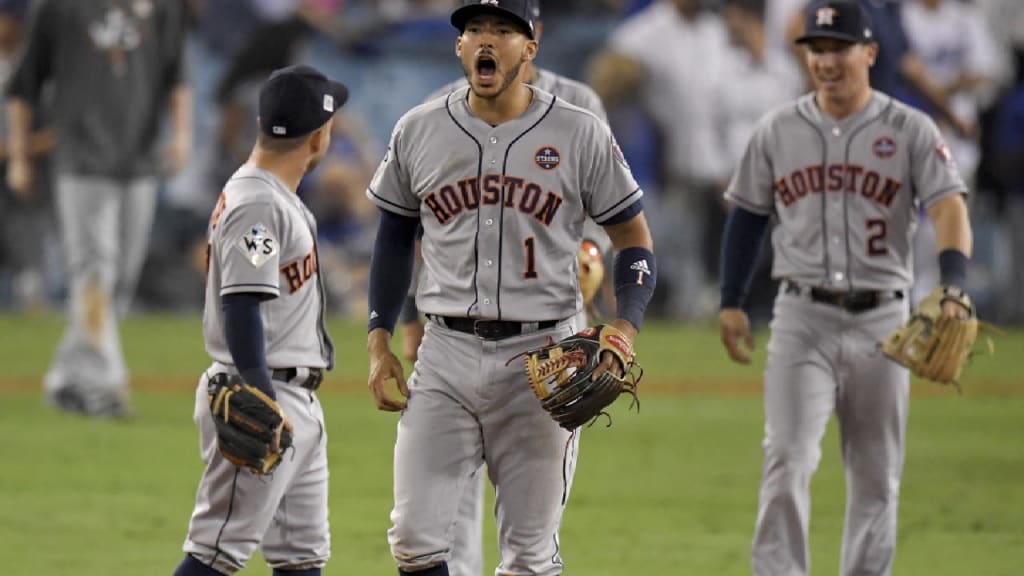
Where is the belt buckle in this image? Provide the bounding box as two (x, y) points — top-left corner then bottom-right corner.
(473, 320), (502, 340)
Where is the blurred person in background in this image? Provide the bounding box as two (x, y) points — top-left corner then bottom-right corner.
(902, 0), (1002, 304)
(305, 110), (379, 317)
(589, 0), (732, 321)
(0, 0), (54, 311)
(5, 0), (190, 418)
(991, 48), (1024, 323)
(716, 0), (803, 323)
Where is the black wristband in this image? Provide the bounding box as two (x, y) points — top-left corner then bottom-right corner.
(613, 247), (656, 331)
(938, 248), (968, 288)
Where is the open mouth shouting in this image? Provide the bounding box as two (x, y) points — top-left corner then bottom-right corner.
(475, 53), (499, 87)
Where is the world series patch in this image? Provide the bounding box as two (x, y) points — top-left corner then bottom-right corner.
(535, 146), (561, 170)
(236, 223), (278, 268)
(873, 136), (896, 159)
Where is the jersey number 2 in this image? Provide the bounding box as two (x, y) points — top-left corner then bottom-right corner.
(524, 237), (538, 279)
(866, 219), (888, 256)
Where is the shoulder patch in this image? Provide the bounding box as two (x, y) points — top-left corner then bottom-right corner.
(235, 223), (279, 268)
(535, 146), (561, 170)
(611, 135), (629, 169)
(935, 140), (955, 166)
(873, 136), (897, 159)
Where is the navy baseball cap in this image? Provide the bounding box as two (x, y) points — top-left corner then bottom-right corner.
(451, 0), (536, 39)
(258, 65), (349, 139)
(796, 0), (874, 45)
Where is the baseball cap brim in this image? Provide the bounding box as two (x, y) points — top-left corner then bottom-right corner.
(451, 5), (535, 39)
(795, 30), (870, 44)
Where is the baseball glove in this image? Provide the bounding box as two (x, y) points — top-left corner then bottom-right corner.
(208, 373), (293, 474)
(881, 285), (984, 386)
(524, 325), (642, 430)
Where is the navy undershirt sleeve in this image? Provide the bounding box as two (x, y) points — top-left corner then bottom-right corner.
(719, 206), (771, 309)
(222, 292), (275, 398)
(368, 208), (420, 333)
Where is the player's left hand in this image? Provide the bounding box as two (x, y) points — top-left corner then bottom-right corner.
(940, 296), (970, 323)
(590, 318), (637, 381)
(367, 329), (409, 412)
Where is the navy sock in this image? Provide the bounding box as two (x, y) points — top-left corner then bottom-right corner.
(399, 564), (449, 576)
(173, 554), (225, 576)
(273, 569), (321, 576)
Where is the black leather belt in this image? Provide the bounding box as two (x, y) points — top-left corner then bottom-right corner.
(271, 367), (323, 391)
(434, 316), (559, 340)
(783, 280), (903, 314)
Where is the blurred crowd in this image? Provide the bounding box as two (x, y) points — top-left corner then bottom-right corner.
(1, 0), (1023, 324)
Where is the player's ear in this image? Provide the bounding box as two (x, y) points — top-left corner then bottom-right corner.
(456, 35), (464, 59)
(866, 43), (878, 67)
(522, 38), (538, 63)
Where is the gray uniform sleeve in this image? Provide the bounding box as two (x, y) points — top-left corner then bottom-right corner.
(6, 0), (57, 102)
(724, 117), (775, 216)
(908, 113), (968, 206)
(216, 202), (283, 298)
(581, 120), (643, 224)
(367, 118), (419, 217)
(576, 90), (608, 124)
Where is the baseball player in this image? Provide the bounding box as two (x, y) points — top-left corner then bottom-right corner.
(718, 2), (974, 575)
(365, 2), (657, 575)
(172, 65), (345, 576)
(5, 0), (189, 417)
(399, 3), (611, 573)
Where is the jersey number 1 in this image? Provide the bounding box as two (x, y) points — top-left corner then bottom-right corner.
(524, 237), (538, 279)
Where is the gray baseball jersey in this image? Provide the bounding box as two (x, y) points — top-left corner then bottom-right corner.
(726, 91), (968, 576)
(369, 85), (640, 322)
(203, 164), (334, 370)
(726, 91), (967, 290)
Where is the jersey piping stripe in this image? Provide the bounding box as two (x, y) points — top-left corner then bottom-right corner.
(366, 187), (418, 217)
(795, 107), (830, 285)
(496, 95), (557, 319)
(445, 91), (485, 317)
(221, 282), (278, 290)
(843, 97), (893, 291)
(592, 187), (642, 223)
(210, 468), (241, 569)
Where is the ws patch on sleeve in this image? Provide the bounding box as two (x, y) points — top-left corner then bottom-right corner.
(236, 223), (278, 268)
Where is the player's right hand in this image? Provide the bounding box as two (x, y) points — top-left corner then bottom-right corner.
(6, 157), (34, 200)
(719, 308), (755, 365)
(367, 329), (409, 412)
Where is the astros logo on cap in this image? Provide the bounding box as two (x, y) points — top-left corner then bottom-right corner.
(816, 6), (837, 26)
(535, 146), (561, 170)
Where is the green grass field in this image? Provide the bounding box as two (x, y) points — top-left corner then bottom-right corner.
(1, 314), (1022, 575)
